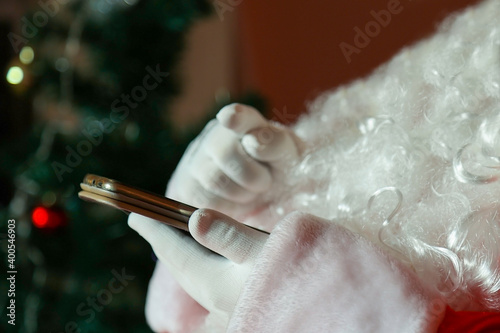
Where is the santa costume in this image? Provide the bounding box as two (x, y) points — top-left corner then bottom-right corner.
(129, 0), (500, 331)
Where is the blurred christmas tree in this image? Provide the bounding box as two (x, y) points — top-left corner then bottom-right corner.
(0, 0), (230, 332)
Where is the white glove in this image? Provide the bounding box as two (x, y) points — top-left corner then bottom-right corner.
(166, 103), (301, 217)
(128, 208), (269, 327)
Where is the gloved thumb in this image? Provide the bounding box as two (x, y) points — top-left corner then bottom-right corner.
(241, 125), (299, 163)
(217, 103), (300, 163)
(189, 208), (268, 264)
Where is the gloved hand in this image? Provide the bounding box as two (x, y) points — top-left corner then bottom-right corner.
(166, 103), (301, 217)
(128, 208), (269, 328)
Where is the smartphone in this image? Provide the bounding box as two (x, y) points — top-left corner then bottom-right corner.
(78, 174), (195, 232)
(78, 174), (269, 235)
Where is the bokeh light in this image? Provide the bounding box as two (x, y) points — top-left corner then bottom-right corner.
(6, 66), (24, 85)
(32, 207), (50, 228)
(19, 46), (35, 65)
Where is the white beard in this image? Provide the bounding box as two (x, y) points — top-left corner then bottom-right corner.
(246, 0), (500, 311)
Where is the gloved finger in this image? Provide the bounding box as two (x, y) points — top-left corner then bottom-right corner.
(205, 126), (272, 193)
(129, 213), (245, 315)
(216, 103), (268, 137)
(181, 119), (219, 165)
(128, 213), (208, 264)
(241, 124), (299, 163)
(167, 174), (243, 216)
(128, 213), (226, 289)
(189, 208), (268, 264)
(192, 154), (257, 203)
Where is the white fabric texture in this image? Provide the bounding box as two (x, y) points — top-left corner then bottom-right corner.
(228, 212), (444, 333)
(131, 0), (500, 332)
(145, 262), (207, 332)
(131, 211), (443, 333)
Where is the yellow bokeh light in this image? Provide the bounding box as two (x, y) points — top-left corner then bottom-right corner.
(19, 46), (35, 65)
(6, 66), (24, 85)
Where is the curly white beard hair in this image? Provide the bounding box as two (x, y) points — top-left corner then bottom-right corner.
(258, 0), (500, 312)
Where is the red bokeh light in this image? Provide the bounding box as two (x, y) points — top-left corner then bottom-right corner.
(31, 206), (66, 229)
(32, 207), (50, 228)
